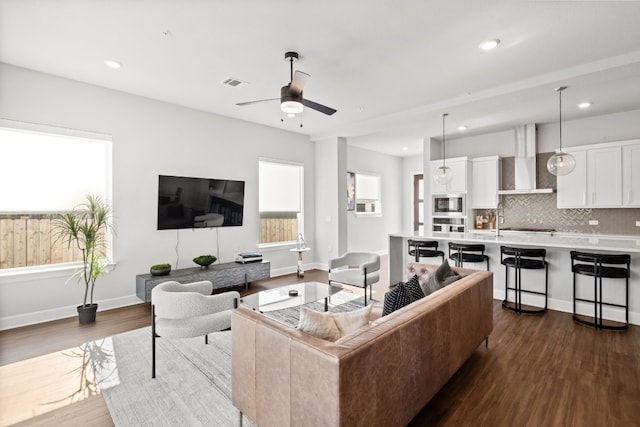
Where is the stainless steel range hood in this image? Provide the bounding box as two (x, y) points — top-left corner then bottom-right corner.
(497, 124), (554, 195)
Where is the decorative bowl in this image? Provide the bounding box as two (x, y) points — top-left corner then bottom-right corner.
(193, 255), (217, 268)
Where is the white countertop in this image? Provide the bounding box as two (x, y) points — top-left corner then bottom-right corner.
(390, 231), (640, 253)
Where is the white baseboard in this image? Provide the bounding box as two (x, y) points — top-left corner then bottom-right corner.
(0, 294), (142, 331)
(270, 263), (324, 277)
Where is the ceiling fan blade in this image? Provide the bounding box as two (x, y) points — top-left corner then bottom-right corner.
(290, 71), (310, 96)
(303, 98), (337, 116)
(236, 98), (279, 106)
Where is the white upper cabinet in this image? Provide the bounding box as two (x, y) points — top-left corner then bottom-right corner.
(557, 140), (637, 209)
(623, 142), (640, 207)
(429, 157), (468, 194)
(557, 150), (587, 208)
(588, 146), (622, 207)
(471, 156), (501, 209)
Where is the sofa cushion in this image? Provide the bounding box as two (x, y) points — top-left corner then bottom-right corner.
(297, 307), (341, 341)
(333, 304), (373, 336)
(382, 282), (417, 316)
(424, 259), (462, 295)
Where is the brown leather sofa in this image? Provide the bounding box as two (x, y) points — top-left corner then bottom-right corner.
(231, 263), (493, 427)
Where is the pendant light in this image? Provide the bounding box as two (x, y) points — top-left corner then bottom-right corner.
(433, 113), (454, 185)
(547, 86), (576, 176)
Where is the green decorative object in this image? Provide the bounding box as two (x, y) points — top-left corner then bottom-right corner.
(150, 263), (172, 276)
(193, 255), (217, 268)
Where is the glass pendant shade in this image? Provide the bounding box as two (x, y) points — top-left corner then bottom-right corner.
(433, 165), (454, 185)
(433, 113), (453, 185)
(547, 150), (576, 176)
(547, 86), (575, 176)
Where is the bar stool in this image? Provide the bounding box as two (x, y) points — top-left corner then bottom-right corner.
(448, 243), (490, 271)
(407, 239), (445, 263)
(501, 246), (548, 314)
(571, 251), (630, 330)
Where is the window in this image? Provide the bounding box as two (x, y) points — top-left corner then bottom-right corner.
(0, 122), (112, 270)
(355, 173), (381, 214)
(258, 160), (304, 245)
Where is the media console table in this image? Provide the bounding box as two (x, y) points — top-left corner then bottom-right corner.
(136, 260), (270, 302)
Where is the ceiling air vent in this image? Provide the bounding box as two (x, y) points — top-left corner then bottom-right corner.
(221, 78), (248, 88)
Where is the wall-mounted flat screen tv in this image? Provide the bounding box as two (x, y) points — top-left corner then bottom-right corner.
(157, 174), (245, 230)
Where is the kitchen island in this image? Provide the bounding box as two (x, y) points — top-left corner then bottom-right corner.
(389, 231), (640, 325)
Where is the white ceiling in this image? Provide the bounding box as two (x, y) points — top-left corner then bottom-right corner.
(1, 0), (640, 157)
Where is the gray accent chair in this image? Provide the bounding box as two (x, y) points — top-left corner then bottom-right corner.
(151, 280), (239, 378)
(328, 252), (380, 306)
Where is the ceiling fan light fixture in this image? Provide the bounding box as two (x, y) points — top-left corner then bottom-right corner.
(547, 86), (576, 176)
(478, 39), (500, 50)
(281, 100), (304, 114)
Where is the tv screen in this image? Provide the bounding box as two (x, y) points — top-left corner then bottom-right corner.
(157, 175), (245, 230)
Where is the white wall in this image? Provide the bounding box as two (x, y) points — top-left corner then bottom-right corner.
(0, 63), (315, 329)
(313, 137), (346, 267)
(444, 109), (640, 159)
(346, 145), (403, 253)
(402, 155), (423, 234)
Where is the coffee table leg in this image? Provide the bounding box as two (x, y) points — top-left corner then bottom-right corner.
(324, 297), (328, 312)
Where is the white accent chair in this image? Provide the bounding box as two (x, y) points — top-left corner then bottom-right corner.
(151, 280), (239, 378)
(328, 252), (381, 306)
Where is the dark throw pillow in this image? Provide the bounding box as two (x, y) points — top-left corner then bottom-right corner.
(424, 259), (462, 295)
(404, 274), (425, 301)
(382, 282), (416, 316)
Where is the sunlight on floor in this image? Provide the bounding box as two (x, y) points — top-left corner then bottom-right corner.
(0, 343), (102, 425)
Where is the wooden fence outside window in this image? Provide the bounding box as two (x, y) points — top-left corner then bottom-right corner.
(259, 217), (298, 244)
(0, 216), (83, 270)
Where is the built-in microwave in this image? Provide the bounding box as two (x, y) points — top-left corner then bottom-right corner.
(432, 194), (465, 215)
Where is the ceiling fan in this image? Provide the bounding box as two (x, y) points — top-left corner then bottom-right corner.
(236, 51), (337, 117)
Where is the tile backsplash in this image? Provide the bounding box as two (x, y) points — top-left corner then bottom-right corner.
(474, 153), (640, 236)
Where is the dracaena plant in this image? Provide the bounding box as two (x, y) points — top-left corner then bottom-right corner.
(54, 194), (115, 307)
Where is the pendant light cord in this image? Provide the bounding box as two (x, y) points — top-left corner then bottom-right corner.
(559, 89), (562, 151)
(442, 113), (448, 167)
(556, 86), (567, 151)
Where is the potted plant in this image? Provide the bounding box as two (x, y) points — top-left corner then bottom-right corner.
(54, 194), (115, 325)
(193, 254), (217, 268)
(150, 263), (172, 276)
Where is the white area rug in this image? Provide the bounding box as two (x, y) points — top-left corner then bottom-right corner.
(87, 292), (368, 426)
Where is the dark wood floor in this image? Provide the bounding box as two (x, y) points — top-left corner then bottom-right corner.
(1, 270), (639, 426)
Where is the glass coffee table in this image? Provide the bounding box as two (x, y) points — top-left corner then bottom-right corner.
(239, 282), (342, 313)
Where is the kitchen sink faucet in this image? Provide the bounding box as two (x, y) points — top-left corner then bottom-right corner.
(495, 202), (505, 237)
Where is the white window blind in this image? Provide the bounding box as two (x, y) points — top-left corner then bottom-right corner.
(356, 174), (379, 200)
(258, 160), (302, 212)
(0, 126), (110, 212)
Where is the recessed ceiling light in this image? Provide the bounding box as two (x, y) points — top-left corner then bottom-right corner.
(578, 102), (592, 109)
(104, 59), (122, 69)
(478, 39), (500, 50)
(401, 146), (409, 151)
(458, 126), (468, 131)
